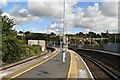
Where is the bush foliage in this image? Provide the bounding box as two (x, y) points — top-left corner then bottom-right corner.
(1, 11), (42, 63)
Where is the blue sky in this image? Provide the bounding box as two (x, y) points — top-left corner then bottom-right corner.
(15, 17), (52, 32)
(1, 1), (118, 34)
(2, 2), (27, 12)
(73, 2), (101, 8)
(1, 1), (100, 33)
(9, 2), (89, 32)
(1, 2), (56, 33)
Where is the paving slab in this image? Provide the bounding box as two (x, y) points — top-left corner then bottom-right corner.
(11, 49), (70, 80)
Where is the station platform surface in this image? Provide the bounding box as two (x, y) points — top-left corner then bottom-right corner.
(2, 48), (93, 80)
(68, 50), (93, 80)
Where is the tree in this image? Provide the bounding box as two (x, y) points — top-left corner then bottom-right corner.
(50, 32), (55, 36)
(1, 11), (43, 63)
(0, 9), (2, 61)
(96, 34), (101, 38)
(25, 31), (30, 35)
(1, 12), (27, 63)
(101, 32), (109, 38)
(89, 32), (96, 38)
(19, 31), (24, 34)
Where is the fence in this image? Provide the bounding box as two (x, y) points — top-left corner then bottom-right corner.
(102, 43), (120, 53)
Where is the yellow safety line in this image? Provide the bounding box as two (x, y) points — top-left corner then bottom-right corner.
(66, 50), (72, 80)
(9, 48), (60, 79)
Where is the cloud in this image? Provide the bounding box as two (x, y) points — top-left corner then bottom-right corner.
(29, 27), (37, 31)
(1, 12), (12, 19)
(83, 29), (90, 33)
(48, 23), (63, 34)
(27, 0), (79, 19)
(27, 0), (63, 19)
(39, 29), (47, 33)
(100, 2), (118, 17)
(0, 0), (7, 6)
(10, 6), (29, 17)
(83, 3), (101, 17)
(64, 2), (118, 33)
(9, 5), (39, 25)
(2, 1), (118, 33)
(46, 2), (118, 34)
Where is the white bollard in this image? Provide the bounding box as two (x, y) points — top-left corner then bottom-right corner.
(62, 51), (66, 62)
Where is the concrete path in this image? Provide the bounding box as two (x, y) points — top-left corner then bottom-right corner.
(11, 49), (70, 80)
(1, 48), (94, 80)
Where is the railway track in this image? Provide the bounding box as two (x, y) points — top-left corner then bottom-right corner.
(0, 47), (55, 71)
(71, 48), (120, 80)
(82, 54), (119, 80)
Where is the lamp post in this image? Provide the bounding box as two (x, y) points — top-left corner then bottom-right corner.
(46, 26), (49, 47)
(62, 0), (66, 63)
(101, 33), (103, 50)
(115, 33), (117, 43)
(90, 32), (92, 46)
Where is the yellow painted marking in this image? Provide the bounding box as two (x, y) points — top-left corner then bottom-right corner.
(67, 50), (72, 80)
(10, 49), (60, 79)
(67, 50), (78, 80)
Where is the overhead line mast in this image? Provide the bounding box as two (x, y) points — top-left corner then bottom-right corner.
(62, 0), (66, 63)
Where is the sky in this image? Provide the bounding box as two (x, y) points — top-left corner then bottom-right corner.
(0, 0), (119, 34)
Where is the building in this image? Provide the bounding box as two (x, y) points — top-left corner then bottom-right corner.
(28, 40), (46, 51)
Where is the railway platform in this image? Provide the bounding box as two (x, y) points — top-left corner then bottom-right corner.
(67, 50), (93, 80)
(1, 48), (93, 80)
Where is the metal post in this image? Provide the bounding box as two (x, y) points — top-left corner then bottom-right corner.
(22, 30), (24, 42)
(101, 33), (103, 50)
(62, 0), (66, 63)
(54, 41), (55, 47)
(60, 36), (61, 48)
(75, 38), (77, 48)
(90, 33), (92, 46)
(46, 26), (49, 47)
(115, 33), (117, 43)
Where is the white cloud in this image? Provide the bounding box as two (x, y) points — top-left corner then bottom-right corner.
(9, 5), (39, 25)
(28, 0), (63, 19)
(47, 30), (56, 33)
(100, 2), (118, 17)
(0, 0), (7, 6)
(2, 1), (118, 33)
(83, 3), (101, 17)
(39, 29), (47, 33)
(45, 2), (118, 33)
(29, 27), (37, 31)
(48, 23), (63, 34)
(64, 2), (118, 33)
(27, 0), (79, 19)
(83, 29), (90, 33)
(67, 31), (73, 34)
(13, 15), (39, 25)
(1, 12), (12, 19)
